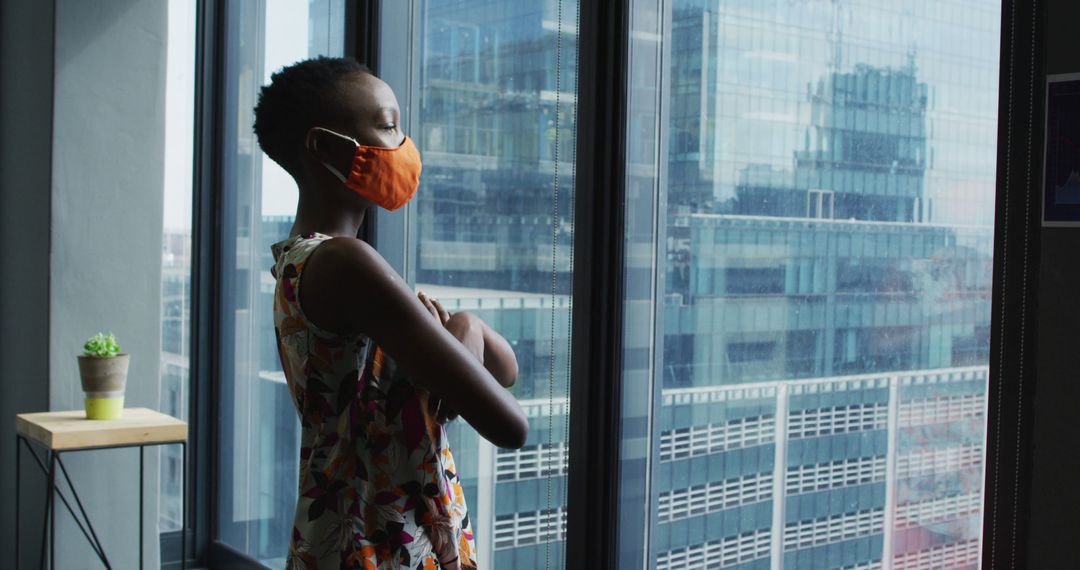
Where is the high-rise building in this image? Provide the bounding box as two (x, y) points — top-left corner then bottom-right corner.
(159, 229), (193, 531)
(647, 2), (995, 564)
(653, 58), (989, 567)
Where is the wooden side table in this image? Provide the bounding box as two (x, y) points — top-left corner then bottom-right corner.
(14, 408), (188, 570)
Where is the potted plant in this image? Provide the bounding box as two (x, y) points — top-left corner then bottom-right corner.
(77, 332), (129, 420)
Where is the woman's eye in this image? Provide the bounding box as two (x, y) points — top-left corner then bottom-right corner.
(381, 124), (397, 131)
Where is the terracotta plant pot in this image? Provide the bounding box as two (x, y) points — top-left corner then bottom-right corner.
(77, 354), (130, 420)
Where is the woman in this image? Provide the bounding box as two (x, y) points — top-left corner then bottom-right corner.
(254, 56), (527, 569)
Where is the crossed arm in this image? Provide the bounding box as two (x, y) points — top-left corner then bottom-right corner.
(297, 236), (527, 449)
(416, 290), (518, 388)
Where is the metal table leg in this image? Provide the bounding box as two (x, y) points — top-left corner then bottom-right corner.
(181, 440), (188, 570)
(139, 445), (145, 570)
(15, 437), (187, 570)
(47, 451), (55, 570)
(54, 454), (111, 568)
(17, 436), (108, 568)
(19, 438), (114, 569)
(15, 434), (21, 568)
(38, 447), (51, 570)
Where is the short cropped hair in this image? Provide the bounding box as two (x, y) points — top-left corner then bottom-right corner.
(253, 56), (371, 177)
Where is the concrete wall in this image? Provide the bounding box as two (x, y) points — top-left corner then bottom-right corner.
(0, 0), (55, 567)
(48, 0), (168, 567)
(1, 0), (169, 567)
(1027, 0), (1080, 566)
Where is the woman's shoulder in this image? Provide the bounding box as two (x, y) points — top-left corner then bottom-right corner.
(270, 232), (332, 278)
(304, 235), (382, 272)
(272, 233), (398, 339)
(271, 232), (388, 286)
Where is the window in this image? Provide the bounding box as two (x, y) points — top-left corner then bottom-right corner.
(216, 1), (344, 565)
(620, 0), (999, 568)
(727, 341), (777, 364)
(809, 189), (836, 220)
(380, 1), (579, 567)
(725, 267), (785, 295)
(158, 0), (196, 536)
(191, 0), (1015, 567)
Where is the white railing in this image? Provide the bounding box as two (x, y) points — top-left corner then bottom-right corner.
(895, 443), (983, 479)
(495, 441), (568, 481)
(786, 455), (887, 495)
(839, 562), (883, 570)
(658, 472), (773, 522)
(893, 539), (981, 570)
(784, 508), (885, 551)
(787, 403), (888, 439)
(492, 508), (567, 550)
(899, 393), (985, 427)
(656, 529), (772, 570)
(659, 415), (775, 461)
(894, 491), (982, 530)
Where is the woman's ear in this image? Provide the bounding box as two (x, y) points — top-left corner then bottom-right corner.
(306, 127), (356, 180)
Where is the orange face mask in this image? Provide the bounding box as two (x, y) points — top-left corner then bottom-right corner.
(310, 127), (422, 211)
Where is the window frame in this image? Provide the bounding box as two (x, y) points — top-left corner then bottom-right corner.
(186, 1), (381, 568)
(982, 0), (1044, 567)
(169, 0), (223, 567)
(564, 0), (632, 568)
(181, 0), (1044, 567)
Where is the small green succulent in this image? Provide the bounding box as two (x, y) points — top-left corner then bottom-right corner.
(84, 332), (122, 358)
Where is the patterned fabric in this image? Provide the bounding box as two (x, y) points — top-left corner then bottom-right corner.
(271, 232), (477, 570)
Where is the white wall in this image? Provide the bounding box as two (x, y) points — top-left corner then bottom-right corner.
(48, 0), (167, 566)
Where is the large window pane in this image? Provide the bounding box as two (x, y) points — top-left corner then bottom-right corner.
(159, 0), (197, 535)
(217, 1), (344, 564)
(381, 1), (579, 567)
(621, 1), (1000, 568)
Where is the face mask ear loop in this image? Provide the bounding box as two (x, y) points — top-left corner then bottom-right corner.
(309, 127), (356, 184)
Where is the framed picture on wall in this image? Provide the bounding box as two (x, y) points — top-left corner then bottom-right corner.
(1043, 73), (1080, 226)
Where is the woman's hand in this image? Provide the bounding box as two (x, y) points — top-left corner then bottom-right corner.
(418, 291), (483, 422)
(444, 312), (484, 362)
(418, 290), (451, 325)
(419, 291), (484, 360)
(418, 290), (518, 389)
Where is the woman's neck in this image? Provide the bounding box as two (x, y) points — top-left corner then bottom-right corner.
(291, 190), (366, 239)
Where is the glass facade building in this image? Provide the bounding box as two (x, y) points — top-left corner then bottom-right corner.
(645, 1), (997, 566)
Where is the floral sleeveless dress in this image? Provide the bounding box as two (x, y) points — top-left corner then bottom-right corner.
(271, 232), (477, 570)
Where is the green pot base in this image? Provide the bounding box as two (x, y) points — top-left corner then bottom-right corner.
(84, 396), (124, 420)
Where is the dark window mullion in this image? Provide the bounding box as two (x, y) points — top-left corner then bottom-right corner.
(644, 0), (675, 564)
(347, 0), (381, 248)
(192, 1), (377, 568)
(566, 0), (632, 568)
(982, 0), (1044, 566)
(185, 0), (227, 567)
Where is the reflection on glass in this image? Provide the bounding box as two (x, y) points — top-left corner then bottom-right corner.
(217, 0), (344, 564)
(158, 0), (196, 534)
(401, 1), (579, 567)
(623, 1), (999, 568)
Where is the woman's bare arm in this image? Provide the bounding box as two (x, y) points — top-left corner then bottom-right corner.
(477, 317), (518, 387)
(297, 237), (528, 449)
(417, 291), (518, 388)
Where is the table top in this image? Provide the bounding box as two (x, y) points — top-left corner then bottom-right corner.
(15, 407), (188, 450)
